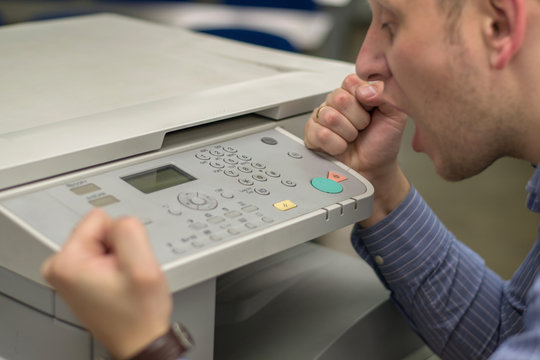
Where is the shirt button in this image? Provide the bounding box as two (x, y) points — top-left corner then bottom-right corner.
(374, 255), (384, 266)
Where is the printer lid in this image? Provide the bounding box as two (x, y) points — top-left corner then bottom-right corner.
(0, 14), (353, 190)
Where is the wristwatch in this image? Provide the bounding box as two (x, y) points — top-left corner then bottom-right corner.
(128, 322), (194, 360)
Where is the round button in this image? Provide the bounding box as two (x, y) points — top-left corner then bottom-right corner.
(224, 157), (239, 165)
(196, 153), (211, 160)
(178, 192), (218, 210)
(252, 174), (268, 182)
(167, 206), (183, 216)
(237, 165), (253, 173)
(210, 149), (224, 157)
(210, 234), (223, 242)
(237, 154), (252, 161)
(266, 170), (281, 178)
(281, 179), (296, 187)
(255, 188), (270, 195)
(209, 161), (224, 169)
(190, 197), (208, 206)
(251, 162), (266, 169)
(239, 178), (254, 186)
(224, 169), (239, 177)
(311, 177), (343, 194)
(220, 192), (235, 199)
(261, 137), (278, 145)
(288, 152), (303, 159)
(223, 146), (238, 153)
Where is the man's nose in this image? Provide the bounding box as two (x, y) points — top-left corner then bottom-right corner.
(355, 25), (391, 82)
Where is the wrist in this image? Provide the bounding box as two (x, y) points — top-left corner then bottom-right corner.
(360, 164), (410, 228)
(107, 323), (170, 360)
(122, 322), (194, 360)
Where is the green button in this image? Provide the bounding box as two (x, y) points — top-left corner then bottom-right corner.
(311, 177), (343, 194)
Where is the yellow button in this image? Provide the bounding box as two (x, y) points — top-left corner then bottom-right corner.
(273, 200), (297, 211)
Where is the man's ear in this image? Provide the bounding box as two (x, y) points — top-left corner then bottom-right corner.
(485, 0), (525, 69)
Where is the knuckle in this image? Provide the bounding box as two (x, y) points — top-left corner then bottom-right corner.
(357, 115), (370, 130)
(331, 90), (353, 109)
(130, 266), (163, 289)
(342, 73), (359, 88)
(313, 127), (332, 148)
(315, 128), (346, 155)
(343, 129), (359, 142)
(45, 258), (74, 287)
(116, 216), (143, 230)
(323, 109), (341, 127)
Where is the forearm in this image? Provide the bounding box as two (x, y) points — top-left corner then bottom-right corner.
(352, 188), (525, 359)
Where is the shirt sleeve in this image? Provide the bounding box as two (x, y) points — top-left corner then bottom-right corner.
(351, 186), (540, 359)
(489, 274), (540, 359)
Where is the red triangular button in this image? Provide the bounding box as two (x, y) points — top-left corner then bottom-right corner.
(328, 171), (347, 183)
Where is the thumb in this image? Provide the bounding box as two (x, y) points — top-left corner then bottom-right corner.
(356, 81), (405, 123)
(355, 81), (385, 111)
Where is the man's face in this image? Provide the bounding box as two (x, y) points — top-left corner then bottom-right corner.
(358, 0), (503, 181)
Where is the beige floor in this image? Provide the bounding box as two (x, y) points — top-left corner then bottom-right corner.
(317, 23), (539, 280)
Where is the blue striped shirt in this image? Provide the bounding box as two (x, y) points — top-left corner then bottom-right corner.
(351, 165), (540, 359)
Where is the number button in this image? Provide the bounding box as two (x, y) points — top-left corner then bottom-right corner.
(251, 162), (266, 169)
(255, 188), (270, 196)
(210, 149), (224, 157)
(196, 153), (211, 161)
(224, 157), (239, 165)
(209, 161), (224, 169)
(237, 154), (252, 161)
(252, 174), (267, 182)
(223, 146), (237, 153)
(237, 166), (253, 173)
(266, 170), (281, 178)
(224, 169), (239, 177)
(239, 178), (254, 186)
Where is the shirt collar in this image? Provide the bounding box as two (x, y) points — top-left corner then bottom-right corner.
(526, 163), (540, 212)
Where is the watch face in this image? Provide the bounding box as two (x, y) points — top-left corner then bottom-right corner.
(172, 322), (195, 350)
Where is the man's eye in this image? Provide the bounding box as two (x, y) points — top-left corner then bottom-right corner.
(381, 22), (396, 39)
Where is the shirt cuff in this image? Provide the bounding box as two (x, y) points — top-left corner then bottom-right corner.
(352, 186), (463, 292)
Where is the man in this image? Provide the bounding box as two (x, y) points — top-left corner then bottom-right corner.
(304, 0), (540, 358)
(44, 0), (540, 358)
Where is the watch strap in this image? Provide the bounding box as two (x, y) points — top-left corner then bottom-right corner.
(128, 322), (193, 360)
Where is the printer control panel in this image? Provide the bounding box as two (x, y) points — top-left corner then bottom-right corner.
(2, 128), (371, 266)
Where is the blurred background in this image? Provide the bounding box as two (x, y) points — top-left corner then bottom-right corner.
(1, 0), (537, 280)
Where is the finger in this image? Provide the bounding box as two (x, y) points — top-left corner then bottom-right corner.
(62, 208), (113, 256)
(41, 256), (55, 283)
(304, 117), (349, 155)
(341, 74), (374, 112)
(105, 217), (161, 275)
(341, 74), (386, 112)
(314, 104), (360, 143)
(325, 88), (371, 131)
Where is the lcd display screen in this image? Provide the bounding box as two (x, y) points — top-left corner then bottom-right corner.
(122, 165), (196, 194)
